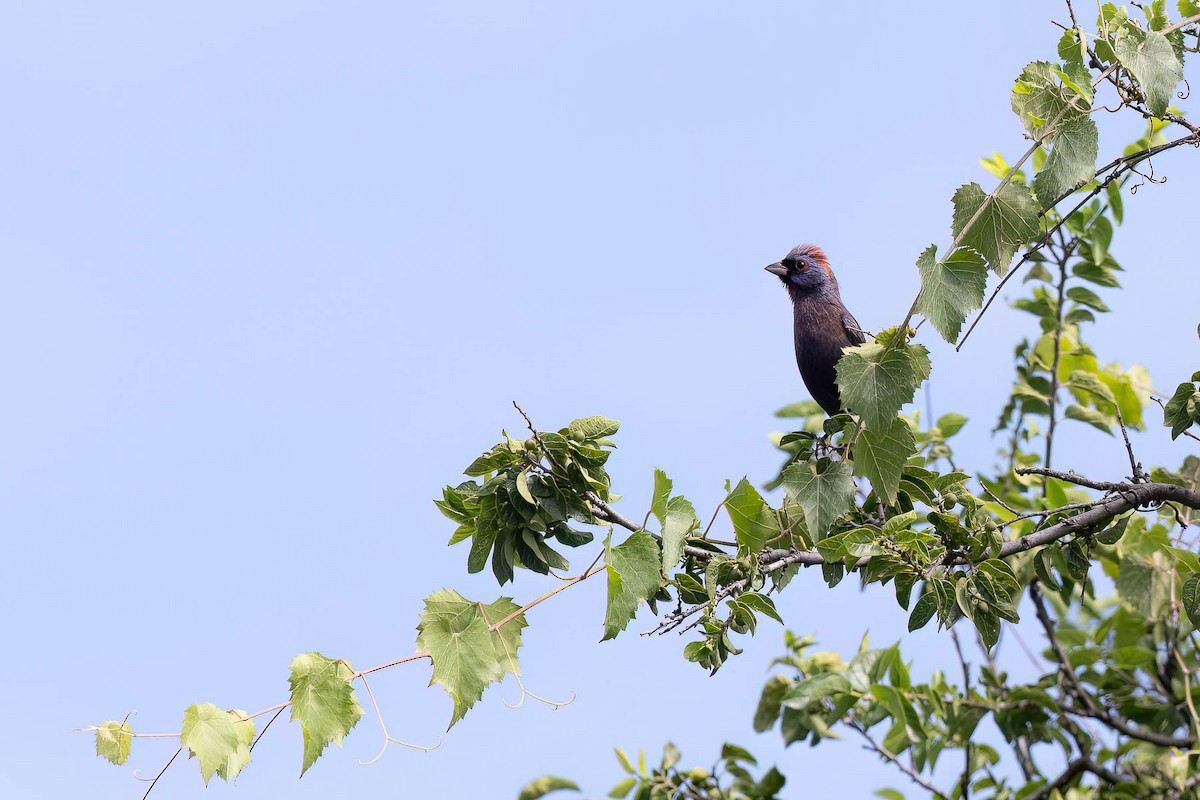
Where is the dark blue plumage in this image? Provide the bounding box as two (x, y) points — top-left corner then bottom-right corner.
(766, 244), (865, 416)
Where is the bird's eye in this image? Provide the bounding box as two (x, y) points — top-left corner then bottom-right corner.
(782, 258), (802, 270)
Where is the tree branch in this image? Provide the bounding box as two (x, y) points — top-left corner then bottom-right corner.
(1031, 582), (1195, 749)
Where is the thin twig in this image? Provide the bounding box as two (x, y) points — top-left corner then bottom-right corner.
(849, 719), (948, 799)
(138, 747), (182, 800)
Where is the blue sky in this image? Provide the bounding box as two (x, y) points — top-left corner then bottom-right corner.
(2, 2), (1198, 798)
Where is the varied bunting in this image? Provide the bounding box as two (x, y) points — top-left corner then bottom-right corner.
(766, 244), (866, 417)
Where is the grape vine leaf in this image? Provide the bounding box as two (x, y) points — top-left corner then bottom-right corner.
(836, 333), (931, 430)
(1115, 26), (1183, 117)
(915, 245), (988, 343)
(603, 531), (661, 640)
(951, 182), (1039, 276)
(781, 460), (855, 539)
(661, 494), (699, 571)
(651, 468), (673, 525)
(416, 591), (506, 729)
(180, 702), (244, 785)
(1033, 115), (1099, 207)
(851, 417), (917, 505)
(724, 477), (777, 554)
(94, 719), (132, 766)
(287, 652), (363, 773)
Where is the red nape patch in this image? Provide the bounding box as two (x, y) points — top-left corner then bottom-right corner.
(796, 244), (832, 277)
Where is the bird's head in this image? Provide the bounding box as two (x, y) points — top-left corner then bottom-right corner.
(765, 244), (839, 298)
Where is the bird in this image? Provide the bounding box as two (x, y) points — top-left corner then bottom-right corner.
(765, 244), (866, 417)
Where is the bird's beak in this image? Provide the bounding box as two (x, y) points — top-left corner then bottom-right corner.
(764, 262), (788, 277)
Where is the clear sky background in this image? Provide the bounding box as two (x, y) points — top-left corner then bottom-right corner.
(2, 2), (1198, 798)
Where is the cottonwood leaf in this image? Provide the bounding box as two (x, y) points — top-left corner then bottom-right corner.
(781, 460), (855, 539)
(852, 417), (917, 505)
(518, 776), (582, 800)
(1033, 116), (1099, 207)
(725, 478), (776, 554)
(661, 494), (698, 570)
(1116, 26), (1183, 117)
(95, 719), (132, 766)
(180, 702), (241, 785)
(603, 531), (661, 640)
(951, 182), (1039, 275)
(288, 652), (363, 771)
(416, 591), (504, 729)
(836, 337), (930, 430)
(915, 245), (988, 343)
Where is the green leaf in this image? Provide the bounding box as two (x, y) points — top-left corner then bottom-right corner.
(468, 494), (500, 575)
(1011, 61), (1073, 138)
(775, 400), (824, 417)
(1035, 548), (1062, 591)
(415, 592), (505, 729)
(217, 710), (255, 783)
(1116, 552), (1173, 617)
(724, 478), (777, 554)
(1066, 286), (1110, 312)
(1057, 29), (1095, 104)
(94, 719), (133, 766)
(650, 468), (672, 525)
(782, 460), (856, 539)
(603, 531), (662, 640)
(1115, 26), (1183, 117)
(1033, 116), (1099, 207)
(1164, 381), (1200, 439)
(753, 674), (793, 732)
(180, 702), (242, 785)
(739, 593), (784, 624)
(1068, 370), (1117, 405)
(951, 182), (1040, 275)
(662, 494), (699, 570)
(287, 653), (363, 772)
(1184, 574), (1200, 628)
(1096, 515), (1130, 545)
(936, 413), (969, 437)
(519, 776), (582, 800)
(852, 418), (917, 505)
(479, 597), (528, 678)
(1064, 404), (1114, 434)
(781, 673), (852, 709)
(568, 415), (620, 440)
(836, 338), (930, 430)
(915, 245), (988, 343)
(908, 592), (937, 631)
(465, 444), (522, 476)
(608, 777), (637, 798)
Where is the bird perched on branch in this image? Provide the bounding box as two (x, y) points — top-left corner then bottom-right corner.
(766, 244), (866, 417)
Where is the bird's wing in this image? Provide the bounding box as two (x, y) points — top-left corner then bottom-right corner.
(842, 310), (868, 345)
